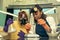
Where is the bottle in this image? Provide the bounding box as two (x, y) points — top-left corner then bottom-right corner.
(29, 13), (36, 34)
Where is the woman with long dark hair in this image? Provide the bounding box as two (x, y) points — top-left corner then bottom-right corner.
(30, 4), (51, 40)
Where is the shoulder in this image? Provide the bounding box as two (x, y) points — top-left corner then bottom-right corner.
(13, 20), (19, 24)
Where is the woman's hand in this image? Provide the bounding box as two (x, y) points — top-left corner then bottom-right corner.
(25, 23), (31, 33)
(37, 19), (46, 25)
(25, 23), (31, 29)
(7, 18), (13, 25)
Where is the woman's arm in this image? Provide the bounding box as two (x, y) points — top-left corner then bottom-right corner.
(37, 19), (51, 32)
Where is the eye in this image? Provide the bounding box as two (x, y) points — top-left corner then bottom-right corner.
(34, 12), (38, 15)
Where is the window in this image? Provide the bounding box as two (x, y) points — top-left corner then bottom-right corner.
(14, 8), (30, 15)
(43, 8), (56, 14)
(14, 9), (21, 15)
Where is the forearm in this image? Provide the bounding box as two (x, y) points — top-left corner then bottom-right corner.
(42, 24), (51, 31)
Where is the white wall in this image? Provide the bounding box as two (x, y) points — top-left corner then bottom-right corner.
(56, 6), (60, 23)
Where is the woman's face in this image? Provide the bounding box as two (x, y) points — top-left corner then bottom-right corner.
(18, 11), (28, 25)
(20, 13), (27, 20)
(33, 9), (42, 21)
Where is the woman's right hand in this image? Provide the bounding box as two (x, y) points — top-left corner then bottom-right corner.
(37, 19), (46, 25)
(25, 23), (31, 33)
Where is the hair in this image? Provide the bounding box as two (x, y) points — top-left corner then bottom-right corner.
(18, 11), (28, 21)
(41, 12), (47, 20)
(30, 4), (47, 21)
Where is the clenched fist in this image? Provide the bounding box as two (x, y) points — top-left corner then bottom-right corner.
(37, 19), (46, 25)
(25, 23), (31, 33)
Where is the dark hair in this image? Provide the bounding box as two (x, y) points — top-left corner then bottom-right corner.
(41, 12), (47, 20)
(30, 4), (47, 20)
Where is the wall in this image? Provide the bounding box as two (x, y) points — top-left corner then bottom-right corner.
(0, 0), (6, 27)
(56, 6), (60, 23)
(0, 0), (60, 27)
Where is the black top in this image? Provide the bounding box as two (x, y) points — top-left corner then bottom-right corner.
(35, 20), (50, 37)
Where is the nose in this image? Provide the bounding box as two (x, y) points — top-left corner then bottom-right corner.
(22, 14), (25, 18)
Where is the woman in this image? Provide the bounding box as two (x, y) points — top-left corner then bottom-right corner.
(4, 11), (31, 40)
(30, 4), (51, 40)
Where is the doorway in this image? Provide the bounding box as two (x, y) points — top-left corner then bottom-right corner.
(5, 8), (13, 26)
